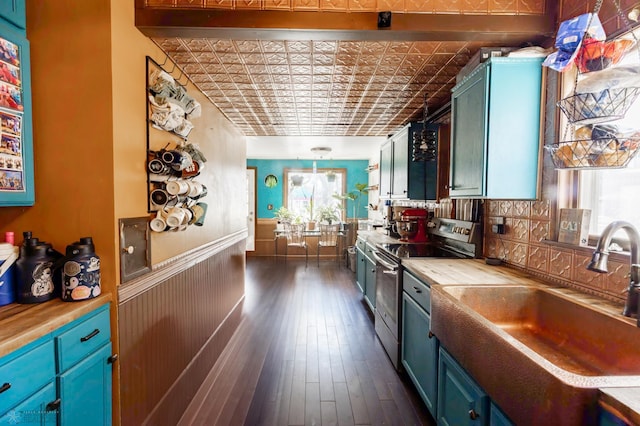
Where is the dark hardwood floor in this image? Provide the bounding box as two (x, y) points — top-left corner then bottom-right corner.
(179, 257), (435, 426)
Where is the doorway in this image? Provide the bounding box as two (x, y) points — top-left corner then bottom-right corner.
(246, 167), (256, 251)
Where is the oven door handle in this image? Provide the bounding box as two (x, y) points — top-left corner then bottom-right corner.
(371, 251), (398, 272)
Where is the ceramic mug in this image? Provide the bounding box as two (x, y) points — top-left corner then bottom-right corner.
(148, 159), (169, 175)
(187, 180), (204, 198)
(166, 206), (188, 228)
(150, 189), (169, 208)
(161, 150), (183, 166)
(150, 210), (169, 232)
(166, 180), (190, 196)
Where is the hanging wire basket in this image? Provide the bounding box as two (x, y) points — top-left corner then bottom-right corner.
(545, 136), (640, 169)
(557, 87), (640, 125)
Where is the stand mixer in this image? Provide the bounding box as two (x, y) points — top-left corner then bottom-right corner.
(399, 208), (428, 242)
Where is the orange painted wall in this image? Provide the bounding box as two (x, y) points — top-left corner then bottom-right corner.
(0, 1), (117, 287)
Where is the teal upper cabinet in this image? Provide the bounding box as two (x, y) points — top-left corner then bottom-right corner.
(449, 57), (543, 199)
(0, 3), (34, 206)
(379, 139), (392, 198)
(380, 122), (438, 200)
(0, 1), (25, 30)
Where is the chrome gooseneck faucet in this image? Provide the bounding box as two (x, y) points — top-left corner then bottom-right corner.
(587, 221), (640, 320)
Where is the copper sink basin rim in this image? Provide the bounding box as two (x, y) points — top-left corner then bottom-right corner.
(431, 284), (640, 426)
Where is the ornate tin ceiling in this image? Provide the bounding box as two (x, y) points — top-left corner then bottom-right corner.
(139, 1), (558, 136)
(152, 38), (511, 136)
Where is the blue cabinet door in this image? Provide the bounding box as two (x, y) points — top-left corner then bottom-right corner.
(364, 254), (376, 311)
(437, 347), (488, 426)
(58, 343), (112, 426)
(0, 382), (56, 426)
(490, 401), (514, 426)
(391, 125), (409, 198)
(356, 247), (365, 293)
(401, 292), (438, 418)
(379, 140), (392, 199)
(450, 66), (488, 198)
(0, 21), (34, 206)
(0, 0), (25, 30)
(450, 57), (543, 199)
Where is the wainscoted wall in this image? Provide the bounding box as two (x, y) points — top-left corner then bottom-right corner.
(484, 199), (629, 305)
(118, 235), (246, 426)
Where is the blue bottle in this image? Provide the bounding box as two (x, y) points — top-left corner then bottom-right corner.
(15, 232), (63, 304)
(61, 237), (101, 302)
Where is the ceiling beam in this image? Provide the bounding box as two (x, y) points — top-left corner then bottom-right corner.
(135, 8), (556, 43)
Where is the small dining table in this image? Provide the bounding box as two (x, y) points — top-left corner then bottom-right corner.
(273, 228), (346, 259)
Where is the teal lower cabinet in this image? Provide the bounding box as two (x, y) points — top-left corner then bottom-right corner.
(437, 347), (488, 426)
(490, 401), (515, 426)
(0, 303), (113, 425)
(356, 247), (365, 293)
(401, 292), (438, 418)
(0, 381), (57, 425)
(598, 407), (628, 426)
(364, 253), (376, 312)
(58, 343), (112, 426)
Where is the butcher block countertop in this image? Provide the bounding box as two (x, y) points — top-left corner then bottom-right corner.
(0, 294), (112, 357)
(401, 257), (640, 424)
(402, 258), (537, 286)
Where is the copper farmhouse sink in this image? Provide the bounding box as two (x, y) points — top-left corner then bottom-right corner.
(431, 284), (640, 426)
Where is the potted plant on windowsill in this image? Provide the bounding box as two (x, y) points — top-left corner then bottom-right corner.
(333, 182), (369, 221)
(274, 206), (294, 230)
(316, 204), (341, 225)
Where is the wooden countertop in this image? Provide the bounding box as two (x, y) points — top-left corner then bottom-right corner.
(402, 258), (536, 286)
(401, 257), (640, 423)
(0, 294), (112, 357)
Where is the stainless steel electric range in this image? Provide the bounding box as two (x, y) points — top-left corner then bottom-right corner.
(372, 218), (482, 370)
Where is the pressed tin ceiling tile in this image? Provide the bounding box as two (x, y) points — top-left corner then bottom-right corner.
(151, 8), (548, 136)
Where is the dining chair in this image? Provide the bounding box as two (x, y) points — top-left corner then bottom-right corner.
(317, 223), (340, 266)
(284, 222), (308, 266)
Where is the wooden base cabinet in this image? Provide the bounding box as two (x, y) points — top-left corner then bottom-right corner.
(0, 304), (113, 426)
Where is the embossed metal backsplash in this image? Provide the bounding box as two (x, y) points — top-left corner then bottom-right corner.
(118, 243), (246, 425)
(484, 200), (629, 304)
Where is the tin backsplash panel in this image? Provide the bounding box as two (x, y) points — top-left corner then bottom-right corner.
(484, 199), (629, 304)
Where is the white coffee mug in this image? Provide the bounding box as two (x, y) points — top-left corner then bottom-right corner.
(187, 180), (204, 198)
(150, 210), (169, 232)
(166, 180), (190, 196)
(166, 206), (187, 228)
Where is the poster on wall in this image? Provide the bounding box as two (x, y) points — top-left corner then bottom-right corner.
(0, 110), (24, 192)
(0, 36), (25, 193)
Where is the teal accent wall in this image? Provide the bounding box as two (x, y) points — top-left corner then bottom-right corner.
(247, 159), (369, 219)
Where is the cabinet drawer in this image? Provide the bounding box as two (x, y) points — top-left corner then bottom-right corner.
(364, 242), (376, 258)
(403, 270), (430, 313)
(56, 307), (110, 373)
(0, 381), (56, 425)
(356, 238), (366, 252)
(0, 338), (55, 416)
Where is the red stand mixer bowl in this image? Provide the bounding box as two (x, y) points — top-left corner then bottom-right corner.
(400, 208), (428, 242)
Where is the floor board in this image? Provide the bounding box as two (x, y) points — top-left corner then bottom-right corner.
(180, 258), (436, 425)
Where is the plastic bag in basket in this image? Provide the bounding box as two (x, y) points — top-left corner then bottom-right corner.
(543, 13), (606, 72)
(576, 38), (635, 72)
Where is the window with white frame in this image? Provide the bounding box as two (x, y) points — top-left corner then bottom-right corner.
(571, 28), (640, 238)
(283, 168), (346, 222)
